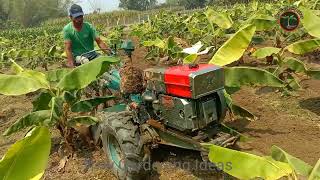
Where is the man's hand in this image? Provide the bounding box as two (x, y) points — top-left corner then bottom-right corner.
(95, 37), (111, 54)
(65, 41), (74, 68)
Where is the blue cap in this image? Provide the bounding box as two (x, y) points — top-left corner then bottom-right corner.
(69, 4), (84, 18)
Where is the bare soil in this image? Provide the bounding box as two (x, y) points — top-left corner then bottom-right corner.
(0, 42), (319, 179)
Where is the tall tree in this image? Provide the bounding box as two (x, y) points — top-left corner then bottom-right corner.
(4, 0), (72, 27)
(119, 0), (157, 11)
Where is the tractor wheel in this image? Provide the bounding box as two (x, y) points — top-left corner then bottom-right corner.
(99, 111), (146, 180)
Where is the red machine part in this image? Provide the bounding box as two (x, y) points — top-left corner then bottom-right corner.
(164, 64), (216, 98)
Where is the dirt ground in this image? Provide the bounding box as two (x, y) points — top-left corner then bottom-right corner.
(0, 42), (319, 180)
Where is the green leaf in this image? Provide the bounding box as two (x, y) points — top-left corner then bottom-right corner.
(63, 90), (80, 105)
(143, 38), (166, 49)
(251, 47), (281, 59)
(205, 8), (233, 29)
(209, 24), (256, 66)
(225, 67), (285, 88)
(21, 70), (50, 88)
(0, 74), (49, 96)
(166, 36), (176, 49)
(205, 144), (293, 179)
(308, 159), (320, 180)
(307, 70), (320, 79)
(251, 15), (276, 31)
(271, 145), (313, 176)
(283, 57), (307, 73)
(46, 68), (71, 83)
(286, 74), (301, 90)
(3, 110), (51, 136)
(300, 7), (320, 38)
(183, 54), (198, 64)
(252, 35), (265, 44)
(71, 96), (115, 112)
(0, 127), (51, 180)
(57, 56), (119, 91)
(67, 116), (98, 127)
(285, 39), (320, 55)
(32, 91), (53, 112)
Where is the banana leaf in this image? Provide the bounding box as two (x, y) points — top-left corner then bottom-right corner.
(308, 159), (320, 180)
(3, 110), (51, 136)
(225, 67), (285, 88)
(209, 24), (256, 66)
(300, 7), (320, 38)
(205, 8), (233, 29)
(283, 57), (308, 73)
(57, 56), (119, 91)
(0, 74), (49, 96)
(0, 127), (51, 180)
(204, 143), (293, 180)
(285, 39), (320, 55)
(271, 145), (313, 176)
(251, 47), (281, 59)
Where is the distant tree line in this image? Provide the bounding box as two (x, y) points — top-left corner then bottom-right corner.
(119, 0), (279, 10)
(0, 0), (72, 28)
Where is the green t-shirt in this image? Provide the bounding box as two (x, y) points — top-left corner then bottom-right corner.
(63, 22), (99, 57)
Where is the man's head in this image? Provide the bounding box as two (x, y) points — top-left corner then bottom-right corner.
(69, 4), (84, 25)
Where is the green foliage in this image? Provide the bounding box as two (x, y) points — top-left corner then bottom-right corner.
(0, 127), (51, 180)
(3, 0), (71, 27)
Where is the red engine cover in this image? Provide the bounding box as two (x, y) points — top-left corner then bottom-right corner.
(164, 64), (217, 98)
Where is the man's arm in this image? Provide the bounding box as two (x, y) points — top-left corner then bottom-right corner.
(95, 37), (110, 54)
(65, 41), (74, 68)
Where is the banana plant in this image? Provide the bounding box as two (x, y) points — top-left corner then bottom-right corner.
(143, 36), (183, 64)
(251, 38), (320, 90)
(1, 56), (119, 153)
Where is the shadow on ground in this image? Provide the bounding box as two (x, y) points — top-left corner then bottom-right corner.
(299, 97), (320, 116)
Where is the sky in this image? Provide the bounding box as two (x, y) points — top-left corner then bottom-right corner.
(78, 0), (165, 14)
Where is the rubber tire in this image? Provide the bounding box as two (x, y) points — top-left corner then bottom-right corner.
(99, 111), (145, 180)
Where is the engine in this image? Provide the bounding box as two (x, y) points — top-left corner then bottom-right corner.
(142, 64), (227, 132)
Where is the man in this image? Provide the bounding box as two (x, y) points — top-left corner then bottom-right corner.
(63, 4), (109, 67)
